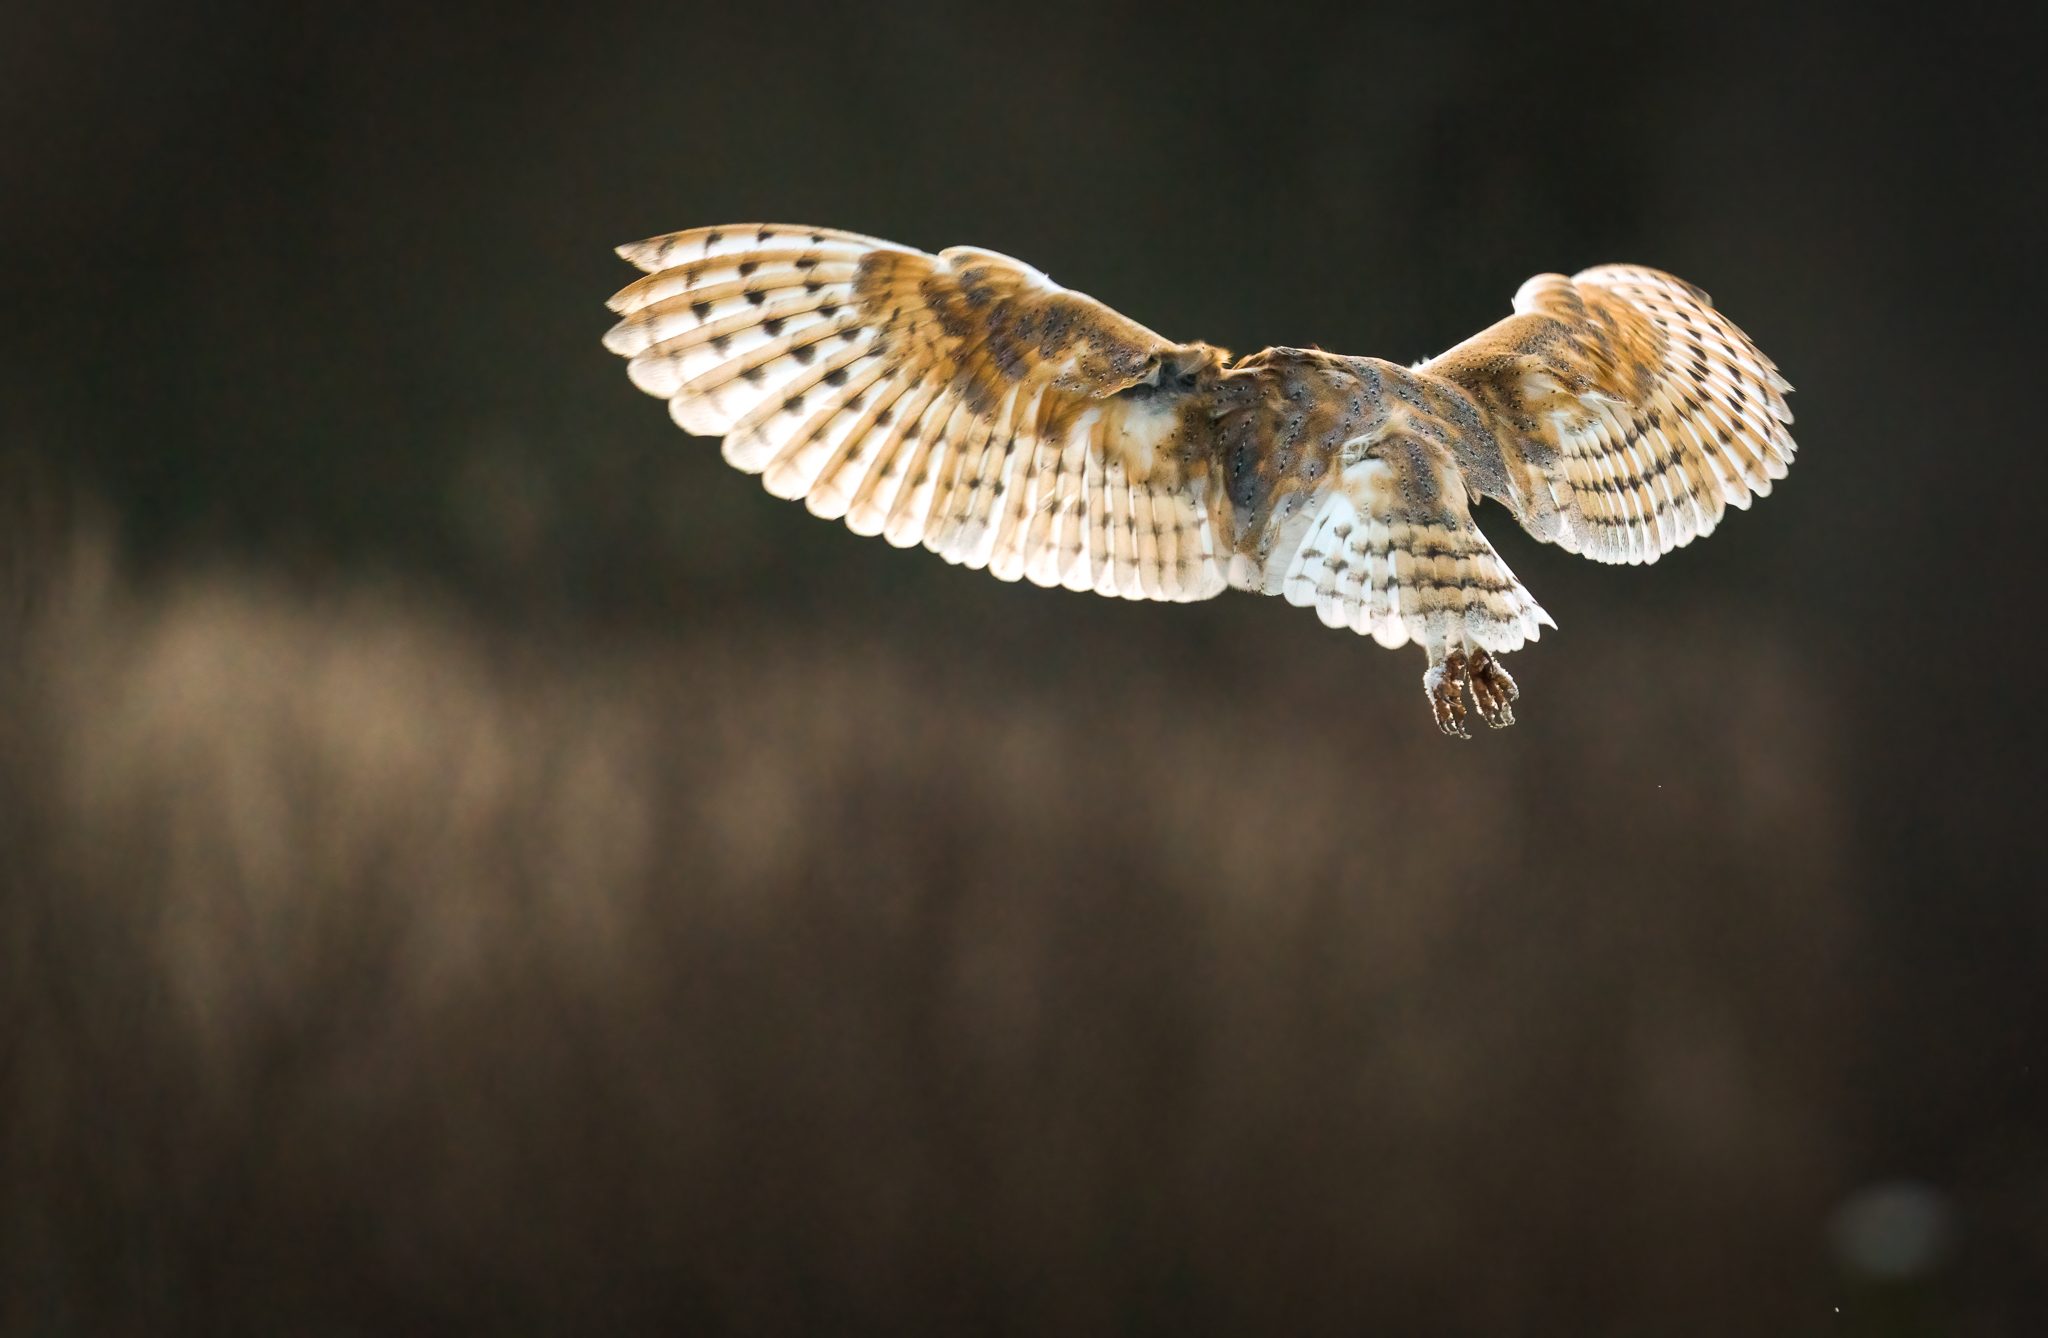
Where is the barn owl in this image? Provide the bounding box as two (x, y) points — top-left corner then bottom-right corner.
(602, 224), (1795, 736)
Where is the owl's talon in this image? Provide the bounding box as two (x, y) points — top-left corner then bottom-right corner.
(1425, 650), (1472, 739)
(1467, 649), (1518, 729)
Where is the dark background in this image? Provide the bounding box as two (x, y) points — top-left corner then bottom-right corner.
(4, 2), (2045, 1333)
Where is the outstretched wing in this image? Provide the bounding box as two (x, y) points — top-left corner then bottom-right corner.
(603, 224), (1232, 601)
(1423, 265), (1796, 565)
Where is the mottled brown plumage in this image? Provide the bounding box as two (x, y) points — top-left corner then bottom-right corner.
(604, 225), (1796, 735)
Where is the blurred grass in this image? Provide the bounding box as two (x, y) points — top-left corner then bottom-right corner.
(0, 488), (1860, 1335)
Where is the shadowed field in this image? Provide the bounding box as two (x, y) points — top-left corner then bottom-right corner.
(1, 522), (1870, 1335)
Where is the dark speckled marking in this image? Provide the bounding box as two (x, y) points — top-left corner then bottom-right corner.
(791, 344), (815, 366)
(961, 376), (996, 415)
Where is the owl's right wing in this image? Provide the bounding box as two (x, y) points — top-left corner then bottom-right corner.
(604, 224), (1233, 601)
(1422, 265), (1796, 565)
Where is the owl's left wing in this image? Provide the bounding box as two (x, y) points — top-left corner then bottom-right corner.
(1422, 265), (1796, 565)
(604, 224), (1233, 601)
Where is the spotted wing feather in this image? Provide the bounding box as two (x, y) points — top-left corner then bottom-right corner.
(1423, 265), (1795, 564)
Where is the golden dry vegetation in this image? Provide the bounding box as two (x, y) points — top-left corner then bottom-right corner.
(1, 504), (1856, 1333)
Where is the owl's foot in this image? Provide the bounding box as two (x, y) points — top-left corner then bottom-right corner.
(1424, 648), (1519, 738)
(1424, 650), (1472, 739)
(1467, 649), (1518, 730)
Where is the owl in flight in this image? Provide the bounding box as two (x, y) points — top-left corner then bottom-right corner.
(603, 224), (1795, 736)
